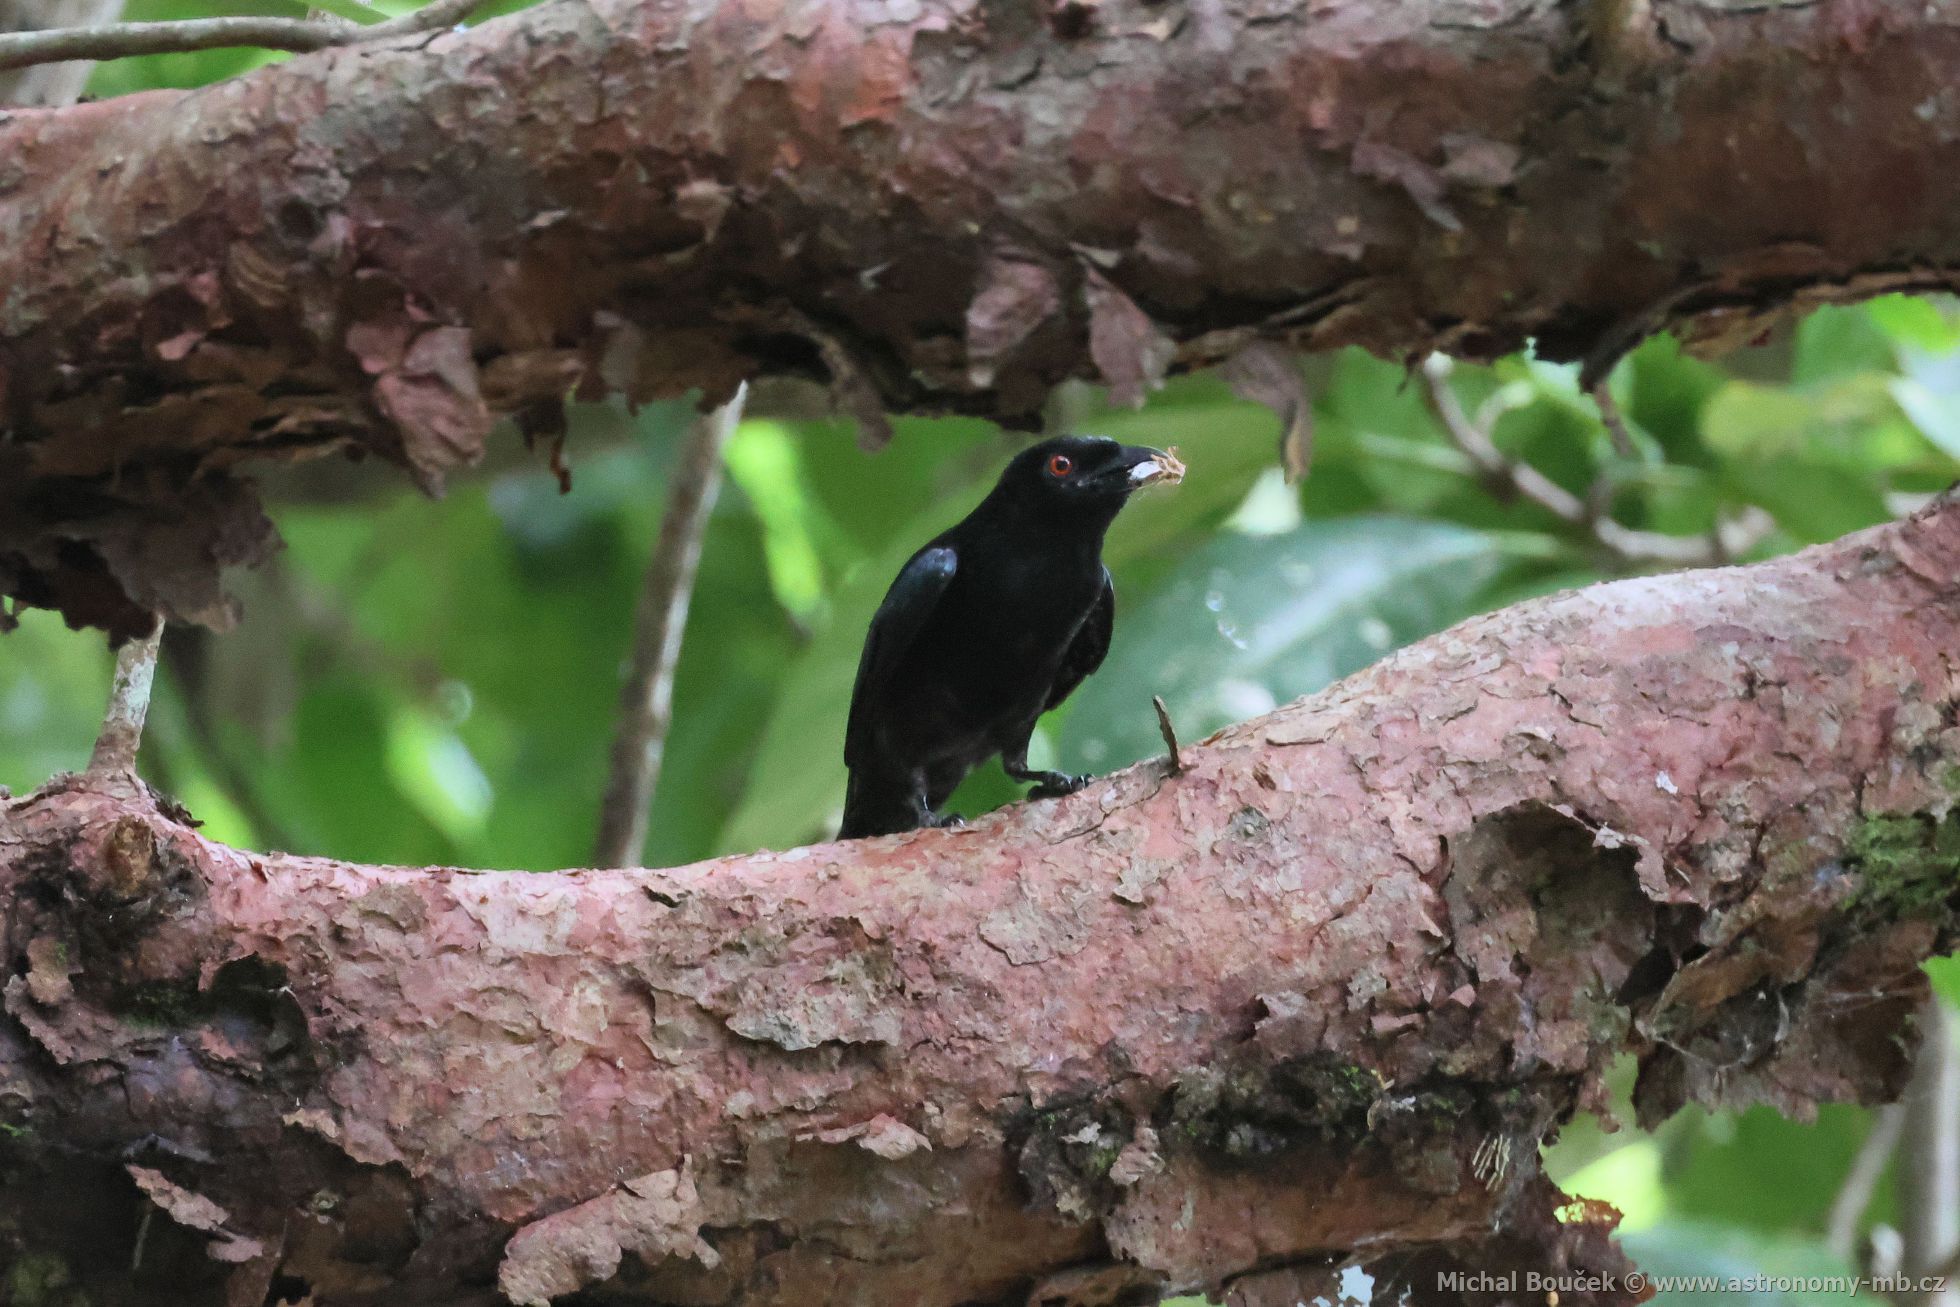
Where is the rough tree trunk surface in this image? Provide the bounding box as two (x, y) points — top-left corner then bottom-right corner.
(5, 0), (1960, 633)
(3, 496), (1957, 1306)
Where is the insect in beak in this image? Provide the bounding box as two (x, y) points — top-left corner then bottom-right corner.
(1127, 446), (1187, 488)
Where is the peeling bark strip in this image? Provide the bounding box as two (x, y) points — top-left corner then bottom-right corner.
(7, 0), (1960, 631)
(3, 499), (1958, 1305)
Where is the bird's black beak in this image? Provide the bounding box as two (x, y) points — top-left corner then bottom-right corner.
(1101, 445), (1186, 492)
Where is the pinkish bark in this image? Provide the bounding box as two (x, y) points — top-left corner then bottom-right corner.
(6, 0), (1960, 633)
(4, 495), (1957, 1306)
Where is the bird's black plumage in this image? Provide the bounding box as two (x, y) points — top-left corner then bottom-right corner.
(839, 435), (1178, 838)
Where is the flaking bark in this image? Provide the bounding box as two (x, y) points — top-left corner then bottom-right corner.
(3, 495), (1958, 1306)
(7, 0), (1960, 632)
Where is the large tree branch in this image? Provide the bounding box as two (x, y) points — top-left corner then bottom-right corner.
(6, 0), (1960, 633)
(4, 495), (1957, 1306)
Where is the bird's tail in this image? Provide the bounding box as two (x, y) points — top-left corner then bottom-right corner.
(839, 770), (918, 840)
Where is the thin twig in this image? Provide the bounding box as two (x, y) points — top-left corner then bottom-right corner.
(1423, 355), (1589, 519)
(1828, 1102), (1905, 1263)
(1590, 379), (1640, 461)
(0, 0), (481, 74)
(593, 388), (747, 868)
(88, 622), (162, 775)
(1421, 355), (1773, 569)
(1152, 695), (1183, 774)
(1, 0), (127, 106)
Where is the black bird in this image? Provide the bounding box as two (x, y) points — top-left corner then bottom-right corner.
(839, 435), (1183, 839)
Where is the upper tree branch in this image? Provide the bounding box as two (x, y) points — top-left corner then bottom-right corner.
(6, 0), (1960, 633)
(4, 495), (1957, 1306)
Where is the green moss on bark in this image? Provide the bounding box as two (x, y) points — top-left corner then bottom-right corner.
(1845, 811), (1960, 920)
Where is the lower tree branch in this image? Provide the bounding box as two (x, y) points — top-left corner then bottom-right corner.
(3, 497), (1958, 1305)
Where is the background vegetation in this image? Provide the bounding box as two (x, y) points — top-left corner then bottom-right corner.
(8, 3), (1960, 1299)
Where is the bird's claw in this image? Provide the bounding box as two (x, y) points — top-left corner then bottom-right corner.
(1028, 773), (1090, 800)
(928, 811), (967, 829)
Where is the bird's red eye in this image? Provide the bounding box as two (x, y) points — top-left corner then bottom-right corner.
(1046, 454), (1074, 477)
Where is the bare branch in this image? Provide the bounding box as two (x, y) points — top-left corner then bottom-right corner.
(1828, 1103), (1904, 1263)
(0, 16), (344, 71)
(0, 0), (480, 75)
(1590, 380), (1641, 462)
(1899, 999), (1960, 1305)
(1422, 355), (1773, 569)
(592, 389), (747, 868)
(0, 0), (126, 105)
(1423, 354), (1590, 520)
(86, 623), (161, 775)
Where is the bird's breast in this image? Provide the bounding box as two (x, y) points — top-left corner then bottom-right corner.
(918, 569), (1094, 685)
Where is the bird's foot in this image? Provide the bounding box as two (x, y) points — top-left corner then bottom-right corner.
(1024, 771), (1090, 800)
(926, 810), (967, 829)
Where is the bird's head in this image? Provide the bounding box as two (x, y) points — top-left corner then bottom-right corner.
(994, 436), (1185, 527)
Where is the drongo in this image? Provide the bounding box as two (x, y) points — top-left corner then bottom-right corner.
(839, 435), (1184, 838)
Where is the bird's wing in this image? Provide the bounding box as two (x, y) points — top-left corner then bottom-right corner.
(1045, 566), (1114, 712)
(844, 545), (959, 772)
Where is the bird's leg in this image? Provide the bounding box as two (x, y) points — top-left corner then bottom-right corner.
(1001, 737), (1089, 800)
(913, 768), (965, 829)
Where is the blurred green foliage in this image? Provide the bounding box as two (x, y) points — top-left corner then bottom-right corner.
(6, 6), (1960, 1300)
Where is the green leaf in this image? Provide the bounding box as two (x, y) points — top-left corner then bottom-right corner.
(1059, 517), (1531, 773)
(1700, 376), (1906, 542)
(1621, 1223), (1884, 1307)
(1866, 294), (1960, 354)
(1624, 333), (1729, 468)
(386, 706), (493, 842)
(725, 419), (833, 625)
(1660, 1104), (1887, 1235)
(0, 609), (111, 793)
(1891, 378), (1960, 462)
(1793, 304), (1898, 384)
(1924, 956), (1960, 1008)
